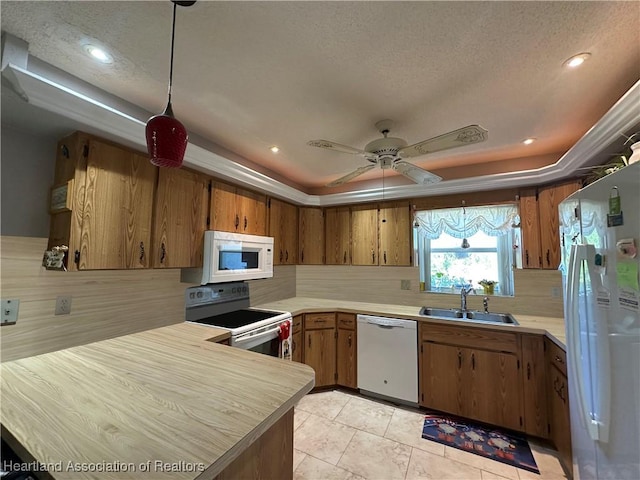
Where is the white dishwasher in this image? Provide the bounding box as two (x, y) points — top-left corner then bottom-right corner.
(357, 314), (418, 405)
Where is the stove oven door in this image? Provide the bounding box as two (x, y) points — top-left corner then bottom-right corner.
(233, 324), (281, 357)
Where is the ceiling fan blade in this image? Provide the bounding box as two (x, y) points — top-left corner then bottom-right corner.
(393, 161), (442, 184)
(398, 125), (488, 158)
(326, 164), (377, 187)
(307, 139), (372, 156)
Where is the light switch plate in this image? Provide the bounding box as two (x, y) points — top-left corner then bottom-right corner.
(1, 299), (20, 325)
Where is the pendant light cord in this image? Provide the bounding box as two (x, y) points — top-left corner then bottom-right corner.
(168, 2), (177, 102)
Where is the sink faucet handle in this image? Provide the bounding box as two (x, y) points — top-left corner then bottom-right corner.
(483, 296), (489, 313)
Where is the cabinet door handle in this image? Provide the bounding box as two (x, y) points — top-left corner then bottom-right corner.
(285, 250), (289, 261)
(235, 214), (240, 229)
(139, 241), (145, 262)
(458, 351), (463, 369)
(471, 353), (475, 370)
(384, 251), (387, 264)
(527, 362), (531, 380)
(279, 250), (283, 263)
(555, 355), (565, 365)
(244, 216), (248, 230)
(372, 251), (375, 264)
(343, 251), (347, 264)
(525, 250), (530, 266)
(292, 339), (296, 353)
(308, 335), (311, 348)
(301, 249), (304, 263)
(546, 249), (550, 266)
(348, 335), (352, 347)
(160, 243), (166, 264)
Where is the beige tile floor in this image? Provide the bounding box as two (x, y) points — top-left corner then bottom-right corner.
(294, 390), (569, 480)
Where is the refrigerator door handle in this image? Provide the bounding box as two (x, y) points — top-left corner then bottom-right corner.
(566, 244), (602, 441)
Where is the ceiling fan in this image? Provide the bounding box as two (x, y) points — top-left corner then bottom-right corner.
(307, 120), (488, 187)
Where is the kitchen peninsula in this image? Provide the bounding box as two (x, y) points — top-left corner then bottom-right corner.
(0, 323), (315, 479)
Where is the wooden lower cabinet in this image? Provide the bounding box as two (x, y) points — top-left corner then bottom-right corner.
(214, 408), (293, 480)
(421, 341), (521, 430)
(419, 323), (523, 432)
(521, 334), (549, 438)
(546, 338), (572, 473)
(292, 315), (303, 363)
(336, 313), (357, 388)
(304, 313), (336, 387)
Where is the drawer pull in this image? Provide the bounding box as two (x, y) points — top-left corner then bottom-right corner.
(527, 362), (531, 380)
(348, 335), (352, 347)
(555, 355), (565, 365)
(458, 351), (463, 369)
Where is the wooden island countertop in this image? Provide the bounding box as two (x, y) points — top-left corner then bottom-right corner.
(0, 323), (315, 479)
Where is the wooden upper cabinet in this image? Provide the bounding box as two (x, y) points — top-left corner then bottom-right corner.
(211, 181), (267, 235)
(519, 187), (542, 268)
(520, 180), (581, 269)
(325, 207), (351, 265)
(351, 204), (379, 265)
(152, 168), (209, 268)
(538, 181), (581, 269)
(379, 201), (412, 266)
(68, 135), (157, 270)
(237, 188), (267, 235)
(268, 198), (298, 265)
(299, 207), (325, 264)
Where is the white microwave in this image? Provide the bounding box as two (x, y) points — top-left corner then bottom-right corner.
(201, 231), (274, 284)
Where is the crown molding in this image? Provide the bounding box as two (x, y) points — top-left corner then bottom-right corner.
(3, 58), (638, 207)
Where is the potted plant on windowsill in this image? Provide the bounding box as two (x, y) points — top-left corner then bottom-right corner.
(478, 279), (497, 295)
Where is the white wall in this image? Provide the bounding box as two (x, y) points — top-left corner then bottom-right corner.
(1, 124), (56, 237)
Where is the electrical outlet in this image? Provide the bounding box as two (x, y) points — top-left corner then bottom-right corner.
(400, 280), (411, 290)
(55, 296), (72, 315)
(1, 299), (20, 325)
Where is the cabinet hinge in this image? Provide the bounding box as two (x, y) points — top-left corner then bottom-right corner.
(82, 145), (89, 158)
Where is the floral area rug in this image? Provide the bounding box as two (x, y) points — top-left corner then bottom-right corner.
(422, 413), (539, 474)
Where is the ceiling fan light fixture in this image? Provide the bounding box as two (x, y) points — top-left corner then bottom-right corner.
(564, 52), (591, 68)
(522, 138), (536, 145)
(270, 145), (280, 153)
(145, 0), (195, 169)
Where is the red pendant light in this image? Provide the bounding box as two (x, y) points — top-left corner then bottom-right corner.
(145, 1), (195, 168)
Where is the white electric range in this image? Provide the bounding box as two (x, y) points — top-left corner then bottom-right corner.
(185, 282), (291, 356)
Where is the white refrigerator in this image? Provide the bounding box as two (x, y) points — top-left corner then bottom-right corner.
(559, 162), (640, 479)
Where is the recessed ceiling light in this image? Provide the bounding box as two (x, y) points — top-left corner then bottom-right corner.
(523, 138), (536, 145)
(84, 45), (113, 64)
(564, 53), (591, 69)
(270, 146), (280, 153)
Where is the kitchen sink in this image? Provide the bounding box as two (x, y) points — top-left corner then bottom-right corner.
(419, 307), (519, 325)
(419, 307), (464, 318)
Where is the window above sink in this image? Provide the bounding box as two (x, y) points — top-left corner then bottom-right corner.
(414, 204), (519, 296)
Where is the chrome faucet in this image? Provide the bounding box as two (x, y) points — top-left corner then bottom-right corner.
(460, 285), (474, 312)
(483, 296), (489, 313)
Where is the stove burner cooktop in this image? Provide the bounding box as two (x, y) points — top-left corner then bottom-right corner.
(192, 309), (285, 329)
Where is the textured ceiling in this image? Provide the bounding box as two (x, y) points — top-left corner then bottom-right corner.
(1, 1), (639, 195)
